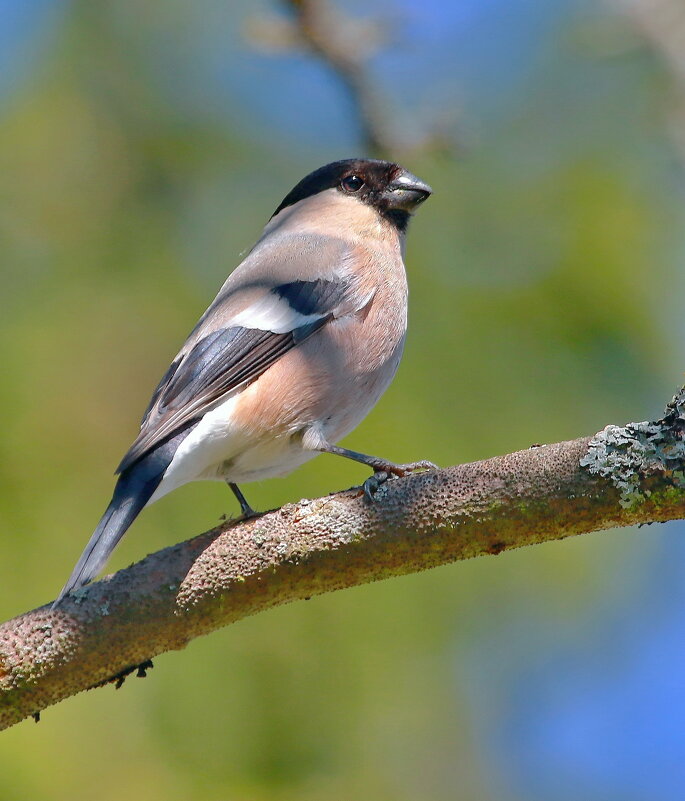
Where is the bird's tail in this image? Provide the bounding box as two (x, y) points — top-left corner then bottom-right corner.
(53, 427), (191, 607)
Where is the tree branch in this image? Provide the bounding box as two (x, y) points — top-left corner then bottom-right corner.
(282, 0), (391, 155)
(1, 387), (684, 730)
(248, 0), (448, 156)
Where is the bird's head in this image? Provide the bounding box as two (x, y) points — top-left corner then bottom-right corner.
(273, 159), (432, 231)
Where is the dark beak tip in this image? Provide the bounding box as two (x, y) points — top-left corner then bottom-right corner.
(391, 171), (432, 198)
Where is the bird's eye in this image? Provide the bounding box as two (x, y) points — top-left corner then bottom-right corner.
(341, 175), (364, 192)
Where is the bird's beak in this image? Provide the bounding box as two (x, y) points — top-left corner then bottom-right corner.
(384, 170), (433, 212)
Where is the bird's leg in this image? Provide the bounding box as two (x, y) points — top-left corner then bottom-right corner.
(315, 442), (437, 501)
(226, 482), (258, 518)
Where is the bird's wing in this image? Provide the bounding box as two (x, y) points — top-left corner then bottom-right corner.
(117, 272), (373, 474)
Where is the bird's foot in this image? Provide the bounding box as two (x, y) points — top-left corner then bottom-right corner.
(363, 460), (438, 501)
(363, 471), (389, 501)
(383, 459), (439, 477)
(226, 482), (259, 520)
(234, 506), (259, 522)
(222, 504), (260, 526)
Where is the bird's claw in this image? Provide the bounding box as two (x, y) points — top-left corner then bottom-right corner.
(227, 506), (259, 525)
(363, 460), (438, 502)
(364, 471), (389, 501)
(385, 459), (438, 477)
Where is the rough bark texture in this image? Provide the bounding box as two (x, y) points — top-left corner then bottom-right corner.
(1, 388), (684, 730)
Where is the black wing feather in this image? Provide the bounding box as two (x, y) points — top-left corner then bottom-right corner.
(273, 279), (343, 316)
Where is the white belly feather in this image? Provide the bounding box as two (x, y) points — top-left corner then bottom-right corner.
(147, 392), (318, 505)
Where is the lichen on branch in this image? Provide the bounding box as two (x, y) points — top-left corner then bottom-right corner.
(581, 386), (685, 507)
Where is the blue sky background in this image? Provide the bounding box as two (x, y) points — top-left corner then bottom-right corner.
(464, 519), (685, 800)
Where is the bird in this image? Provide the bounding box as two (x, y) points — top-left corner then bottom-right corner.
(54, 158), (434, 605)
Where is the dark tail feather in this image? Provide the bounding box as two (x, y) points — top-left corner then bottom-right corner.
(53, 426), (193, 607)
(53, 466), (161, 607)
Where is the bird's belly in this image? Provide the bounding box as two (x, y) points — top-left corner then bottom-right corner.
(318, 333), (405, 444)
(148, 320), (405, 504)
(147, 392), (316, 503)
(218, 439), (317, 483)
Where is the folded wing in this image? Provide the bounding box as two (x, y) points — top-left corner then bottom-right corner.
(117, 276), (373, 473)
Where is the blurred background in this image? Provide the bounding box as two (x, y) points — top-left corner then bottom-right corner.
(1, 0), (685, 798)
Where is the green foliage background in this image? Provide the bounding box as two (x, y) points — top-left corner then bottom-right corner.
(0, 2), (683, 799)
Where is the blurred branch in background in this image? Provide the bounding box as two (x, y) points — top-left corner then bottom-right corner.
(1, 386), (684, 730)
(246, 0), (391, 154)
(611, 0), (685, 161)
(245, 0), (454, 157)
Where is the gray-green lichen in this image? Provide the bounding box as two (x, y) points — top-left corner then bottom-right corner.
(580, 388), (685, 508)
